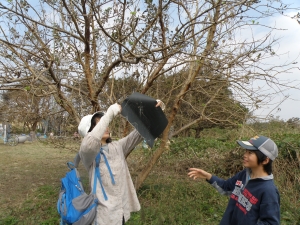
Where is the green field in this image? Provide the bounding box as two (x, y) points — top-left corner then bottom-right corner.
(0, 128), (299, 225)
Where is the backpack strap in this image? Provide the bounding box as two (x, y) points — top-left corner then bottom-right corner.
(93, 147), (115, 200)
(67, 161), (75, 170)
(74, 149), (115, 200)
(65, 153), (80, 170)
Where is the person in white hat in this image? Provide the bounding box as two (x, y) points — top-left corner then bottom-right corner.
(187, 135), (280, 225)
(78, 101), (164, 225)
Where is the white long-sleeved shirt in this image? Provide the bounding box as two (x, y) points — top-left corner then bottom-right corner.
(79, 104), (143, 225)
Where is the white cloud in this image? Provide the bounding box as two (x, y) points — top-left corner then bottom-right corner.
(254, 12), (300, 120)
(235, 2), (300, 121)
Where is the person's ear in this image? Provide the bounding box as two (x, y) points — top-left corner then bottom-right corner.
(262, 157), (270, 165)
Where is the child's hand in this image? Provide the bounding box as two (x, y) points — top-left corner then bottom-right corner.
(155, 100), (165, 110)
(188, 168), (212, 181)
(116, 103), (122, 113)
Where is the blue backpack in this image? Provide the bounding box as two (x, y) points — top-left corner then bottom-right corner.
(57, 154), (99, 225)
(57, 148), (115, 225)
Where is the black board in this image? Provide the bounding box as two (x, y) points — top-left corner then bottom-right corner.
(121, 92), (168, 148)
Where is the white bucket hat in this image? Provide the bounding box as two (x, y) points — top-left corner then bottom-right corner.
(78, 112), (105, 137)
(78, 114), (93, 137)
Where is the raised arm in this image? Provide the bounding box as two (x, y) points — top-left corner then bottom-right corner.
(79, 103), (121, 169)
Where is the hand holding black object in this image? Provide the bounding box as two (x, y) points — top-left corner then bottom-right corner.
(121, 92), (168, 148)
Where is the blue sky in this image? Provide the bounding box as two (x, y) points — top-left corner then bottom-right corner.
(248, 0), (300, 121)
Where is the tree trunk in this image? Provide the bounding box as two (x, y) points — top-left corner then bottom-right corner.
(134, 0), (222, 190)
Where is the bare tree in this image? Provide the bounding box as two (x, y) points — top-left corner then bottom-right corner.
(0, 0), (298, 189)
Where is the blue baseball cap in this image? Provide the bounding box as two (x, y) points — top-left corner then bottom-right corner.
(237, 135), (278, 161)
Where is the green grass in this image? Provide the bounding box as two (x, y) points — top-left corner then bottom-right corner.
(128, 179), (228, 225)
(0, 129), (300, 225)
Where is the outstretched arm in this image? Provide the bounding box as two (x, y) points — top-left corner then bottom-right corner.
(189, 168), (245, 195)
(188, 168), (212, 181)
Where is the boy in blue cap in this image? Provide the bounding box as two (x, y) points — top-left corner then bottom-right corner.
(188, 135), (280, 225)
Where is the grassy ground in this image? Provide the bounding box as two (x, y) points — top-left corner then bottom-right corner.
(0, 134), (299, 225)
(0, 141), (77, 224)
